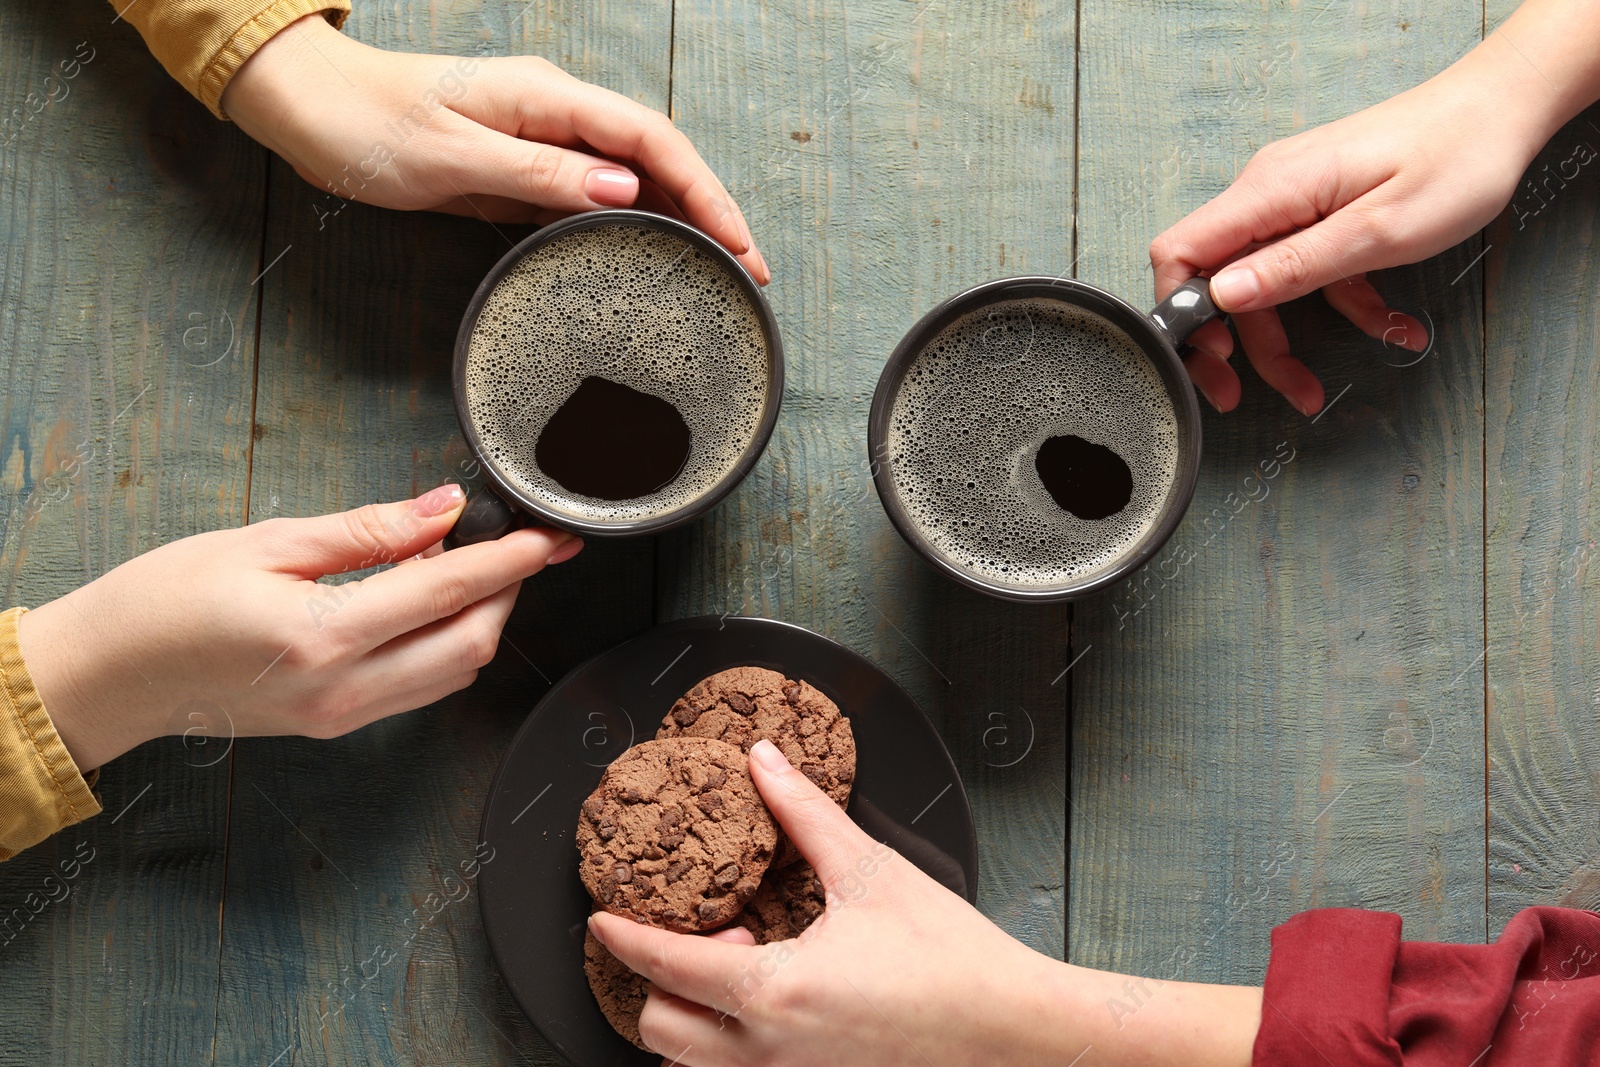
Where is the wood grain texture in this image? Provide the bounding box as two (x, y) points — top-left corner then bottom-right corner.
(0, 1), (263, 1062)
(209, 6), (668, 1064)
(23, 0), (1599, 1060)
(663, 0), (1076, 956)
(1069, 1), (1488, 985)
(1485, 102), (1600, 929)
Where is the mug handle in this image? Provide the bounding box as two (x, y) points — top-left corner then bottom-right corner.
(1148, 277), (1223, 351)
(444, 484), (526, 549)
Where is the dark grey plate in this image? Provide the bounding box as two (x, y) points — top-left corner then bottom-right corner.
(478, 616), (978, 1067)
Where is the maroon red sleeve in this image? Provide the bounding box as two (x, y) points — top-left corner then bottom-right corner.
(1253, 907), (1600, 1066)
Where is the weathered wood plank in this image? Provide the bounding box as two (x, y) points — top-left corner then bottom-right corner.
(0, 0), (263, 1062)
(1485, 101), (1600, 928)
(210, 5), (669, 1064)
(664, 0), (1076, 957)
(1070, 1), (1487, 986)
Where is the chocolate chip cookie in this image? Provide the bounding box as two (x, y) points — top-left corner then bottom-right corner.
(584, 923), (649, 1050)
(577, 737), (777, 933)
(657, 667), (856, 810)
(735, 861), (827, 945)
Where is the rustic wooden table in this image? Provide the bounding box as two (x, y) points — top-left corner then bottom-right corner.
(2, 0), (1596, 1061)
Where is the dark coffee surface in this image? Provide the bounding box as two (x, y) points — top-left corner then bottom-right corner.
(885, 298), (1178, 588)
(1035, 433), (1133, 520)
(535, 376), (692, 501)
(464, 222), (768, 523)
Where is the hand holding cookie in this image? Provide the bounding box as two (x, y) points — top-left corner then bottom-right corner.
(589, 739), (1080, 1067)
(577, 667), (853, 1048)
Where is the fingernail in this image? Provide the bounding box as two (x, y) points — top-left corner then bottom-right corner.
(413, 483), (465, 517)
(585, 168), (638, 206)
(755, 248), (770, 283)
(1210, 269), (1261, 311)
(750, 738), (789, 773)
(547, 534), (584, 565)
(587, 913), (607, 945)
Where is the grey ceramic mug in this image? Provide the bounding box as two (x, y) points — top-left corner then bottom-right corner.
(867, 275), (1220, 603)
(446, 210), (784, 547)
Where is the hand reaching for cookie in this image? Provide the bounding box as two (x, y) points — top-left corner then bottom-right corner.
(221, 13), (768, 284)
(591, 740), (1262, 1067)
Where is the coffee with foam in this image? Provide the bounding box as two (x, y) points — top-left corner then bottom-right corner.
(884, 298), (1179, 588)
(464, 222), (770, 523)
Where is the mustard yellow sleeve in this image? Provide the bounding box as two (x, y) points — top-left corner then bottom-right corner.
(0, 608), (100, 861)
(111, 0), (352, 119)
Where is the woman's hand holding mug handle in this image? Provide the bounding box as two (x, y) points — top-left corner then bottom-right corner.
(1153, 0), (1600, 415)
(20, 485), (581, 771)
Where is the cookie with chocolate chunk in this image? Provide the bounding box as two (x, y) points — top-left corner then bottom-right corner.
(584, 922), (649, 1049)
(657, 667), (856, 811)
(577, 737), (777, 933)
(735, 862), (827, 944)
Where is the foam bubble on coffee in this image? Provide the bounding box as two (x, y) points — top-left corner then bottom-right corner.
(464, 222), (769, 521)
(885, 298), (1179, 587)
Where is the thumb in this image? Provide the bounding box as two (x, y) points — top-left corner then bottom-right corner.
(253, 484), (468, 578)
(462, 126), (641, 212)
(748, 740), (885, 893)
(1207, 200), (1389, 313)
